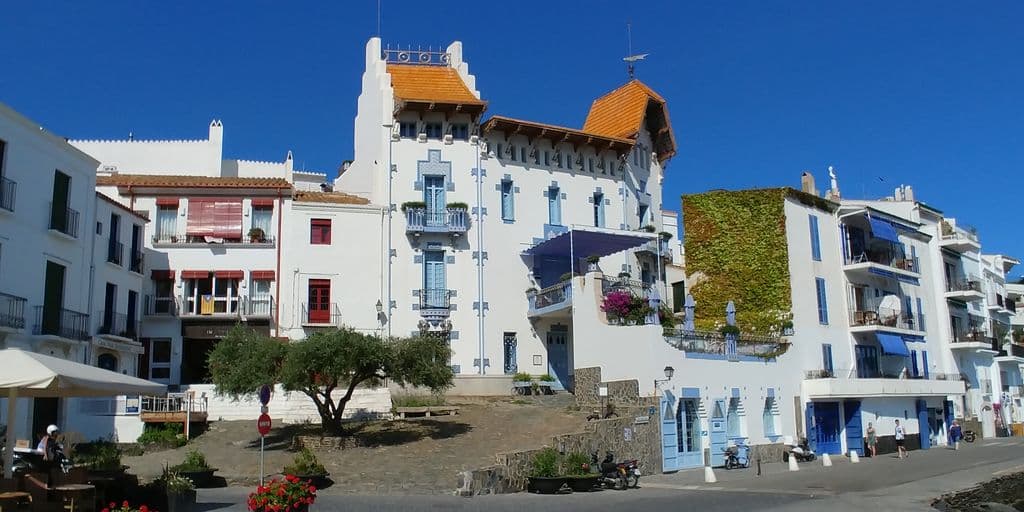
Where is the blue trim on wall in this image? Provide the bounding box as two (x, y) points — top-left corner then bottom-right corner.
(731, 387), (740, 398)
(681, 387), (700, 398)
(766, 387), (775, 398)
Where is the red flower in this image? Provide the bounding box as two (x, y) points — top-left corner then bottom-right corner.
(101, 509), (110, 512)
(307, 485), (316, 493)
(123, 501), (131, 508)
(140, 506), (150, 512)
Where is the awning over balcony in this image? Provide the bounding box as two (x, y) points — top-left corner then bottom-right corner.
(524, 226), (657, 259)
(868, 215), (900, 243)
(877, 332), (910, 357)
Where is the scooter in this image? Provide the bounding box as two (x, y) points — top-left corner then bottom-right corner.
(963, 430), (977, 443)
(591, 452), (628, 490)
(782, 437), (816, 462)
(723, 442), (750, 469)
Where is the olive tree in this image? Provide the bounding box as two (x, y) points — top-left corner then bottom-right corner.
(208, 326), (453, 434)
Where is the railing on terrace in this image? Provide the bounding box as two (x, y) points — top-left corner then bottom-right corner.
(849, 307), (922, 331)
(242, 296), (275, 318)
(302, 302), (342, 326)
(844, 248), (916, 272)
(0, 176), (16, 212)
(141, 393), (208, 415)
(947, 277), (983, 293)
(181, 295), (240, 316)
(144, 295), (178, 316)
(941, 225), (979, 244)
(600, 277), (652, 297)
(1005, 344), (1024, 358)
(405, 208), (469, 235)
(32, 306), (90, 341)
(951, 326), (989, 343)
(49, 203), (80, 238)
(528, 281), (571, 313)
(664, 329), (787, 359)
(804, 368), (964, 381)
(0, 292), (27, 330)
(129, 249), (144, 273)
(96, 310), (138, 340)
(107, 239), (124, 265)
(151, 232), (275, 246)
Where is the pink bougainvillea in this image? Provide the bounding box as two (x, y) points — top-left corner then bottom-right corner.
(601, 290), (634, 318)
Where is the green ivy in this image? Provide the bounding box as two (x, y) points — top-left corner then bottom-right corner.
(682, 188), (797, 334)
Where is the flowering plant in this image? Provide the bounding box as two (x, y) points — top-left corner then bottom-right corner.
(601, 290), (633, 318)
(247, 475), (317, 512)
(101, 501), (154, 512)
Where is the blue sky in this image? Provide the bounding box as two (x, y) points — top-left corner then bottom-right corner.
(2, 1), (1021, 277)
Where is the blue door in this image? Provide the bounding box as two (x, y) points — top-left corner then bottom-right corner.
(710, 399), (728, 466)
(814, 402), (843, 455)
(424, 175), (446, 227)
(546, 329), (568, 390)
(661, 390), (679, 472)
(676, 393), (703, 468)
(805, 403), (817, 453)
(917, 399), (930, 450)
(423, 251), (446, 308)
(844, 400), (864, 456)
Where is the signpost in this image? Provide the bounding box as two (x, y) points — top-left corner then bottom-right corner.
(258, 385), (272, 485)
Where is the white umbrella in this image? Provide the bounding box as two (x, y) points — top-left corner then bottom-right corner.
(1, 348), (166, 478)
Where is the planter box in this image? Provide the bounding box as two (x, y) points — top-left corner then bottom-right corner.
(177, 469), (218, 488)
(167, 489), (196, 512)
(527, 476), (567, 494)
(567, 475), (599, 492)
(291, 474), (331, 489)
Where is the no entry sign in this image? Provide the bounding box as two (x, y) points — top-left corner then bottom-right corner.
(259, 384), (272, 405)
(257, 413), (272, 436)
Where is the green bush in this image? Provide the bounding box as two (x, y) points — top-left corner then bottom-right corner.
(446, 201), (469, 210)
(159, 469), (195, 494)
(512, 372), (533, 382)
(73, 439), (123, 471)
(171, 449), (212, 472)
(400, 201), (426, 212)
(719, 325), (741, 336)
(563, 452), (591, 476)
(538, 374), (556, 382)
(137, 423), (187, 448)
(530, 447), (560, 478)
(391, 393), (445, 408)
(283, 448), (327, 476)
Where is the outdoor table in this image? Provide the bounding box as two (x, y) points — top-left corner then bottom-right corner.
(52, 484), (95, 512)
(0, 491), (30, 511)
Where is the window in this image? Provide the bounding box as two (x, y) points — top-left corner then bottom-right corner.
(451, 123), (469, 140)
(151, 274), (175, 314)
(910, 349), (920, 378)
(507, 143), (516, 161)
(147, 338), (172, 380)
(809, 215), (821, 261)
(856, 345), (880, 378)
(726, 397), (744, 440)
(126, 291), (138, 335)
(639, 179), (647, 193)
(563, 152), (572, 169)
(424, 122), (443, 139)
(503, 332), (518, 375)
(520, 147), (527, 163)
(310, 218), (331, 245)
(97, 353), (118, 372)
(587, 158), (594, 173)
(96, 222), (103, 235)
(307, 279), (331, 323)
(916, 297), (925, 330)
(399, 121), (417, 138)
(50, 170), (75, 236)
(542, 151), (550, 166)
(822, 344), (834, 376)
(107, 213), (121, 265)
(423, 175), (446, 227)
(633, 149), (639, 166)
(922, 350), (930, 379)
(593, 192), (605, 227)
(815, 277), (829, 324)
(251, 204), (273, 241)
(496, 143), (504, 158)
(186, 199), (242, 241)
(155, 201), (178, 242)
(555, 150), (563, 168)
(762, 396), (778, 437)
(423, 250), (447, 308)
(533, 149), (541, 166)
(548, 186), (561, 226)
(500, 180), (514, 221)
(250, 275), (273, 316)
(638, 204), (649, 227)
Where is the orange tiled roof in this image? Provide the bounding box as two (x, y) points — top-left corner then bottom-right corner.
(387, 64), (484, 105)
(483, 116), (633, 145)
(583, 80), (677, 161)
(96, 192), (150, 221)
(97, 174), (292, 189)
(293, 191), (370, 205)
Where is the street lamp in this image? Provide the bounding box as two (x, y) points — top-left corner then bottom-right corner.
(654, 365), (675, 391)
(375, 300), (383, 314)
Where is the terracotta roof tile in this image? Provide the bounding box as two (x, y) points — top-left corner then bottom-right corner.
(483, 116), (633, 145)
(387, 64), (484, 105)
(582, 80), (677, 160)
(97, 174), (291, 189)
(96, 192), (150, 221)
(293, 191), (370, 205)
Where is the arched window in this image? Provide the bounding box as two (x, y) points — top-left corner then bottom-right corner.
(97, 353), (118, 372)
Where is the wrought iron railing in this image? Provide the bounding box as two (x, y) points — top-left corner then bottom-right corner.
(129, 249), (144, 273)
(49, 203), (79, 238)
(941, 225), (979, 244)
(32, 306), (90, 341)
(405, 208), (469, 234)
(947, 278), (982, 293)
(600, 277), (651, 297)
(142, 393), (208, 414)
(96, 310), (138, 340)
(0, 292), (27, 329)
(528, 281), (571, 313)
(844, 247), (915, 272)
(152, 231), (274, 246)
(107, 239), (124, 265)
(664, 329), (787, 359)
(804, 368), (965, 382)
(144, 295), (178, 316)
(302, 302), (342, 326)
(242, 296), (274, 318)
(0, 176), (15, 212)
(849, 306), (923, 331)
(382, 46), (451, 66)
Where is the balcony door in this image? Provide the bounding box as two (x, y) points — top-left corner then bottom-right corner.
(424, 176), (446, 227)
(103, 283), (116, 332)
(423, 251), (446, 308)
(50, 171), (70, 231)
(307, 279), (330, 323)
(855, 345), (880, 378)
(42, 261), (65, 335)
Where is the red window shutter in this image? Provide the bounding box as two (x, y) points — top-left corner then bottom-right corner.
(186, 199), (214, 237)
(212, 200), (243, 239)
(214, 270), (244, 279)
(181, 270), (210, 279)
(310, 219), (331, 245)
(150, 269), (175, 281)
(156, 197), (180, 206)
(251, 270), (275, 280)
(252, 198), (275, 207)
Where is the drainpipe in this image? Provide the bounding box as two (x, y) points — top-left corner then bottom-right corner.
(85, 191), (98, 365)
(274, 188), (284, 336)
(475, 133), (486, 374)
(386, 122), (394, 339)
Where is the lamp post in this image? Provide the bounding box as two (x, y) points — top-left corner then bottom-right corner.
(375, 299), (387, 334)
(654, 365), (675, 393)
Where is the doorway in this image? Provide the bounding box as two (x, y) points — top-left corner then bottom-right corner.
(32, 398), (59, 445)
(844, 400), (864, 456)
(813, 401), (843, 455)
(545, 328), (569, 390)
(710, 399), (727, 466)
(676, 391), (703, 468)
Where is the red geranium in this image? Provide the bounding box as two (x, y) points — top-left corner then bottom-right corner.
(248, 475), (317, 512)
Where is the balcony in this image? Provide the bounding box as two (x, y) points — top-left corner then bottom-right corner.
(848, 306), (925, 337)
(665, 329), (789, 361)
(945, 278), (984, 302)
(405, 208), (469, 237)
(802, 368), (966, 398)
(96, 310), (138, 342)
(0, 176), (15, 212)
(144, 295), (178, 317)
(988, 293), (1014, 315)
(48, 204), (80, 238)
(843, 250), (919, 283)
(107, 239), (124, 266)
(32, 306), (90, 342)
(939, 223), (981, 253)
(0, 292), (27, 331)
(419, 289), (452, 318)
(180, 295), (241, 318)
(527, 281), (572, 318)
(950, 326), (998, 352)
(129, 249), (144, 274)
(302, 302), (342, 327)
(242, 296), (275, 319)
(151, 232), (276, 247)
(635, 239), (672, 260)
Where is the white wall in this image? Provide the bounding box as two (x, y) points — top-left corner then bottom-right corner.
(184, 384), (392, 423)
(70, 122), (223, 177)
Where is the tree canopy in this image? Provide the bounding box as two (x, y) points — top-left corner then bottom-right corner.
(208, 326), (453, 434)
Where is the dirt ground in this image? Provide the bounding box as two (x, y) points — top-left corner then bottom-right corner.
(933, 471), (1024, 511)
(124, 395), (587, 495)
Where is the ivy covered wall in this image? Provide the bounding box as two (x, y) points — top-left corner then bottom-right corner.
(682, 188), (794, 334)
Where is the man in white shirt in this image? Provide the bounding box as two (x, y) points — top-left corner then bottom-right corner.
(894, 419), (907, 459)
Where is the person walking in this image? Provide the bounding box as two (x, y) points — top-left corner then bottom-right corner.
(895, 419), (907, 459)
(949, 420), (963, 450)
(866, 422), (878, 458)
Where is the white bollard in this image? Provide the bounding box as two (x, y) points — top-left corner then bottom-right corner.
(788, 456), (800, 471)
(849, 450), (860, 463)
(704, 466), (717, 483)
(822, 453), (832, 467)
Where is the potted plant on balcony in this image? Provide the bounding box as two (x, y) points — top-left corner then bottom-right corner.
(559, 272), (574, 283)
(659, 231), (674, 242)
(282, 448), (330, 489)
(641, 224), (657, 233)
(446, 201), (469, 210)
(400, 201), (426, 212)
(585, 255), (601, 272)
(170, 449), (218, 488)
(248, 227), (265, 243)
(564, 451), (598, 492)
(527, 447), (566, 494)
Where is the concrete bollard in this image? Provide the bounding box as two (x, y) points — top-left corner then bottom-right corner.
(788, 456), (799, 471)
(704, 466), (717, 483)
(849, 450), (860, 463)
(822, 453), (832, 467)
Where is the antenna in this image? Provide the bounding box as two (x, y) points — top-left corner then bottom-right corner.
(623, 22), (648, 79)
(376, 0), (382, 37)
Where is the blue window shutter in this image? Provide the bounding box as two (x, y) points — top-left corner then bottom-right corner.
(815, 278), (828, 324)
(910, 350), (919, 377)
(822, 344), (833, 374)
(501, 181), (514, 221)
(916, 297), (925, 330)
(548, 186), (561, 225)
(922, 351), (929, 378)
(809, 215), (821, 261)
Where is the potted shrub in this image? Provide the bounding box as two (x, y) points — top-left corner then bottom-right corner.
(102, 501), (159, 512)
(564, 452), (598, 492)
(527, 447), (566, 494)
(170, 449), (218, 488)
(247, 475), (317, 512)
(781, 319), (795, 336)
(642, 224), (657, 233)
(283, 448), (330, 489)
(659, 231), (674, 242)
(601, 290), (633, 325)
(512, 372), (533, 394)
(159, 470), (197, 512)
(446, 201), (469, 210)
(74, 439), (127, 479)
(585, 255), (601, 272)
(247, 227), (265, 243)
(559, 272), (574, 283)
(399, 201), (426, 213)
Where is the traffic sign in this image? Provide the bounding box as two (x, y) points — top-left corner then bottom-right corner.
(259, 384), (272, 406)
(257, 413), (272, 436)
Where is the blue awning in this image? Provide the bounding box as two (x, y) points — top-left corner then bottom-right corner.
(524, 226), (656, 259)
(868, 215), (900, 243)
(877, 332), (910, 357)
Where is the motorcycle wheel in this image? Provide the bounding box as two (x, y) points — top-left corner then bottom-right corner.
(628, 474), (639, 488)
(725, 459), (736, 470)
(614, 476), (627, 490)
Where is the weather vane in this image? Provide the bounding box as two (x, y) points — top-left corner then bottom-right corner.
(624, 22), (648, 79)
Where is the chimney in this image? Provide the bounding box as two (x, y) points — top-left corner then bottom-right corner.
(904, 185), (914, 202)
(800, 172), (818, 196)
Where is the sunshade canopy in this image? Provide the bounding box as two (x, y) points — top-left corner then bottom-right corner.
(0, 348), (166, 398)
(868, 216), (900, 243)
(876, 333), (910, 357)
(524, 226), (656, 259)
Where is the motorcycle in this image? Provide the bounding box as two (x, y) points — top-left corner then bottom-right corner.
(782, 437), (816, 463)
(3, 442), (72, 475)
(618, 457), (641, 488)
(590, 452), (629, 490)
(723, 442), (750, 469)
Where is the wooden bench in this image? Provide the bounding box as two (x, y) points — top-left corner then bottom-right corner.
(394, 406), (461, 419)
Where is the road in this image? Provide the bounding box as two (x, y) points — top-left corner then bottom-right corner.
(195, 437), (1024, 511)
